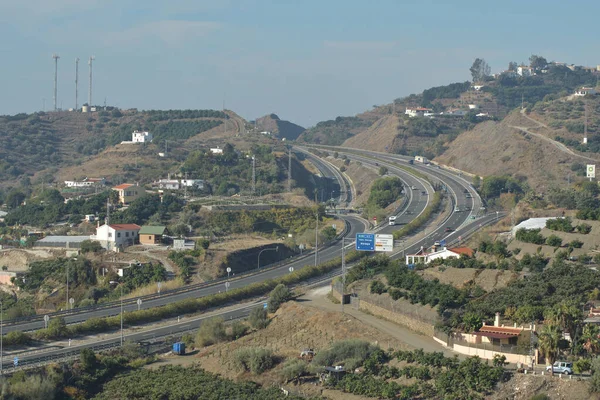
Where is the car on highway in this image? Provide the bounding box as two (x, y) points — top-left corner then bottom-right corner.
(444, 227), (453, 232)
(454, 207), (460, 212)
(388, 216), (397, 226)
(546, 362), (572, 375)
(421, 191), (427, 196)
(411, 186), (417, 190)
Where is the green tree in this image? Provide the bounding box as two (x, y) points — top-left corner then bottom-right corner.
(80, 348), (98, 371)
(546, 235), (563, 247)
(80, 240), (103, 253)
(321, 226), (337, 242)
(196, 239), (210, 250)
(462, 312), (483, 333)
(538, 324), (562, 375)
(268, 284), (291, 313)
(47, 317), (68, 338)
(378, 166), (388, 176)
(582, 324), (600, 355)
(529, 55), (548, 70)
(470, 58), (491, 82)
(195, 317), (227, 347)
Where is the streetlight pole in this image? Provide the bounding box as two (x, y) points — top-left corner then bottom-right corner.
(120, 284), (123, 346)
(315, 190), (319, 267)
(257, 246), (279, 269)
(1, 301), (3, 373)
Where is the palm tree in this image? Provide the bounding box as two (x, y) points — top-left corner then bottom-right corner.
(538, 324), (561, 375)
(582, 324), (600, 355)
(544, 301), (583, 353)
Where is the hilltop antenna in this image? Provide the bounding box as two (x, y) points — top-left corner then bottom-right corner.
(75, 58), (79, 110)
(252, 156), (256, 194)
(52, 54), (60, 111)
(88, 56), (95, 106)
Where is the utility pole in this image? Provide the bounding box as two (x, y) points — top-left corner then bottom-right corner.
(75, 58), (79, 110)
(287, 147), (292, 192)
(52, 54), (60, 111)
(521, 93), (524, 110)
(66, 262), (69, 312)
(252, 156), (256, 194)
(314, 189), (319, 267)
(584, 101), (588, 144)
(106, 198), (110, 226)
(88, 56), (95, 106)
(164, 140), (168, 157)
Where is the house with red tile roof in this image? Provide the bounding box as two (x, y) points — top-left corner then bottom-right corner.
(112, 183), (145, 205)
(92, 223), (141, 251)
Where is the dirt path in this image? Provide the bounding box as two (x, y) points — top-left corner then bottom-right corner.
(509, 110), (599, 163)
(300, 286), (459, 358)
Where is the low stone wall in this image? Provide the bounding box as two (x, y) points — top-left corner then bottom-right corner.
(452, 342), (531, 365)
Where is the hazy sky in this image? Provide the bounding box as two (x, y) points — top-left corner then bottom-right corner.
(1, 0), (598, 126)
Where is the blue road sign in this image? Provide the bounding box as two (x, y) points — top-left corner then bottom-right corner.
(13, 357), (18, 366)
(439, 239), (446, 247)
(355, 233), (375, 251)
(263, 303), (268, 309)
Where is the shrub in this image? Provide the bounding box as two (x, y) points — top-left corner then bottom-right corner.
(573, 358), (591, 374)
(196, 239), (210, 250)
(4, 330), (31, 346)
(370, 280), (387, 294)
(233, 347), (276, 374)
(546, 235), (562, 247)
(515, 228), (545, 245)
(569, 239), (584, 249)
(249, 307), (269, 329)
(546, 217), (573, 232)
(268, 284), (291, 313)
(280, 359), (308, 382)
(228, 321), (248, 340)
(577, 223), (592, 234)
(195, 317), (227, 347)
(312, 340), (380, 368)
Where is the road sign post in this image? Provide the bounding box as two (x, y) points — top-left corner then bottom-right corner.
(355, 233), (375, 251)
(226, 267), (231, 279)
(44, 314), (49, 329)
(69, 298), (74, 310)
(225, 281), (230, 292)
(157, 281), (162, 294)
(375, 234), (394, 252)
(137, 298), (142, 311)
(13, 357), (18, 367)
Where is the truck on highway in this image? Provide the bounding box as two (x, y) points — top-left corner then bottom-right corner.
(388, 216), (397, 226)
(414, 155), (428, 163)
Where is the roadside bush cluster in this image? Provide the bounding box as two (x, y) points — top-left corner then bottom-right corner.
(515, 228), (545, 245)
(233, 347), (276, 374)
(545, 217), (573, 232)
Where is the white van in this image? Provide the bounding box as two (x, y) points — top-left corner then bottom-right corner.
(388, 216), (397, 226)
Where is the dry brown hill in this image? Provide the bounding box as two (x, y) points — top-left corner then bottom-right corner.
(342, 114), (400, 152)
(435, 110), (585, 191)
(255, 113), (305, 141)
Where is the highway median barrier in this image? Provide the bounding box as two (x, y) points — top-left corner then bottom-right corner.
(19, 249), (368, 344)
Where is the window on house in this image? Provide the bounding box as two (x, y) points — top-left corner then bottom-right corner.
(148, 236), (152, 240)
(126, 232), (129, 237)
(117, 232), (121, 238)
(108, 232), (112, 238)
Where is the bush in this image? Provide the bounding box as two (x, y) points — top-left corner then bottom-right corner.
(546, 235), (562, 247)
(515, 228), (545, 245)
(249, 307), (269, 329)
(569, 239), (584, 249)
(312, 340), (379, 368)
(196, 239), (210, 250)
(233, 347), (276, 374)
(546, 217), (573, 232)
(573, 358), (591, 374)
(195, 317), (227, 347)
(577, 223), (592, 234)
(268, 284), (291, 313)
(280, 359), (308, 382)
(228, 321), (248, 340)
(370, 280), (387, 294)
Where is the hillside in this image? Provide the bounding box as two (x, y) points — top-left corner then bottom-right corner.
(0, 108), (234, 187)
(435, 110), (584, 191)
(255, 113), (305, 141)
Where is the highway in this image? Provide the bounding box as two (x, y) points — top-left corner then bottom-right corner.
(1, 146), (501, 370)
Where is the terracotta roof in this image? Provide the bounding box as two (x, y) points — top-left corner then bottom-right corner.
(449, 247), (474, 257)
(109, 224), (141, 231)
(113, 183), (134, 190)
(472, 332), (516, 339)
(478, 325), (522, 337)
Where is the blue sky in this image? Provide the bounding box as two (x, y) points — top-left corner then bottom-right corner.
(1, 0), (598, 126)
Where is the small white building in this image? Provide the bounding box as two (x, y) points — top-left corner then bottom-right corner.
(405, 107), (433, 118)
(405, 247), (474, 265)
(64, 177), (105, 188)
(517, 66), (534, 77)
(575, 87), (598, 97)
(471, 84), (485, 91)
(91, 223), (141, 252)
(155, 179), (181, 190)
(132, 130), (152, 143)
(210, 147), (223, 154)
(181, 179), (205, 189)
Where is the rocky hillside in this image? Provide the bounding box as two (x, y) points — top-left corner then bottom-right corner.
(255, 113), (305, 141)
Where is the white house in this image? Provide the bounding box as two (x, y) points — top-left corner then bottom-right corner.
(155, 179), (181, 190)
(64, 177), (105, 188)
(181, 179), (205, 189)
(91, 223), (141, 252)
(210, 147), (223, 154)
(471, 84), (485, 91)
(405, 247), (474, 265)
(517, 66), (534, 77)
(575, 87), (598, 97)
(132, 130), (153, 143)
(405, 107), (433, 118)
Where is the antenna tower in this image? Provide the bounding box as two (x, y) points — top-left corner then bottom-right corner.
(52, 54), (60, 111)
(88, 56), (95, 106)
(287, 147), (292, 192)
(75, 58), (79, 110)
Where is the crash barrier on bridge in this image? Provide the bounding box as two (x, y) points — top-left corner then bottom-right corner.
(4, 218), (352, 327)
